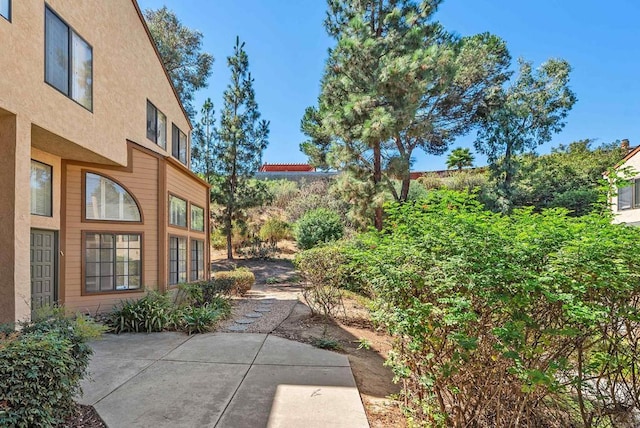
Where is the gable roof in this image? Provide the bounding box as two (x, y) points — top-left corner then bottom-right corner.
(131, 0), (192, 129)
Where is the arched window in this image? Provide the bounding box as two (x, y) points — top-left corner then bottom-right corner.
(85, 172), (141, 221)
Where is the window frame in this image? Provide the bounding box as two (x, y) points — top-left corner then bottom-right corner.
(168, 194), (188, 229)
(171, 123), (188, 166)
(30, 159), (53, 217)
(168, 235), (188, 286)
(190, 204), (205, 232)
(146, 100), (167, 149)
(1, 0), (11, 22)
(82, 170), (143, 224)
(190, 239), (205, 281)
(82, 231), (144, 295)
(618, 179), (640, 211)
(44, 6), (93, 111)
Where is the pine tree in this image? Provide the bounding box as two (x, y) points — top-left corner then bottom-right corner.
(191, 98), (216, 183)
(304, 0), (510, 229)
(213, 37), (270, 259)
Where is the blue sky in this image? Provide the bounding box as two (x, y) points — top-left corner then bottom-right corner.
(138, 0), (640, 171)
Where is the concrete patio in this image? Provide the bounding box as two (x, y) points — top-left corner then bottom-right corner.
(79, 332), (369, 427)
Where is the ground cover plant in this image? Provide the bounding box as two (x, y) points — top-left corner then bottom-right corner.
(298, 190), (640, 427)
(108, 282), (235, 335)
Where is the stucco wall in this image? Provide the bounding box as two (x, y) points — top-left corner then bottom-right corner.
(0, 0), (191, 166)
(611, 151), (640, 224)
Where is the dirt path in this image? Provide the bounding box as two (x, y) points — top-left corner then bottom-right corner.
(211, 258), (406, 428)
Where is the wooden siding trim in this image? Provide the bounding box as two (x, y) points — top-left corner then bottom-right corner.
(158, 158), (167, 291)
(80, 169), (145, 224)
(80, 230), (146, 297)
(165, 156), (210, 189)
(59, 160), (68, 305)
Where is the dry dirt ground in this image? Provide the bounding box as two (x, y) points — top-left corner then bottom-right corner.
(211, 248), (407, 428)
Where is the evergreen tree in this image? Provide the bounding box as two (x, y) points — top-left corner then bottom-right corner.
(474, 58), (577, 212)
(191, 98), (216, 182)
(446, 147), (475, 170)
(213, 37), (270, 259)
(144, 7), (214, 120)
(304, 0), (510, 229)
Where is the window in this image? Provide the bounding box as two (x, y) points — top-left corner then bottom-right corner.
(191, 205), (204, 232)
(1, 0), (10, 21)
(191, 240), (205, 281)
(85, 173), (141, 221)
(146, 101), (167, 149)
(169, 195), (187, 227)
(45, 7), (92, 110)
(172, 124), (188, 165)
(618, 179), (640, 210)
(30, 160), (52, 216)
(85, 233), (141, 293)
(169, 236), (187, 285)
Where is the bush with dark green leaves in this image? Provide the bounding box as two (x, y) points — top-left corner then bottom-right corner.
(294, 208), (344, 250)
(174, 304), (229, 335)
(350, 190), (640, 427)
(109, 291), (174, 333)
(0, 311), (104, 427)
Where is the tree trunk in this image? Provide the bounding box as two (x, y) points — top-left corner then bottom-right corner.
(373, 141), (383, 230)
(225, 208), (233, 260)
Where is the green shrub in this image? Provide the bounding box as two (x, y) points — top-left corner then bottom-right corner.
(259, 217), (291, 245)
(109, 291), (174, 333)
(294, 208), (344, 250)
(264, 179), (300, 209)
(350, 190), (640, 426)
(294, 243), (369, 296)
(175, 304), (229, 335)
(0, 312), (104, 427)
(213, 267), (255, 295)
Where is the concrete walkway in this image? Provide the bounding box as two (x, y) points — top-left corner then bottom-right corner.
(79, 332), (369, 428)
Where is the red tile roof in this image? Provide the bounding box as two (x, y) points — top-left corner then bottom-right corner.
(259, 163), (316, 172)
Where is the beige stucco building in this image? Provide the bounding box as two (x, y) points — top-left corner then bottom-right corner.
(611, 140), (640, 226)
(0, 0), (210, 324)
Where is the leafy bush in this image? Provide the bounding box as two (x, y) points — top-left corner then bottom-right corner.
(350, 190), (640, 427)
(213, 267), (255, 295)
(109, 291), (174, 333)
(0, 312), (104, 427)
(174, 304), (229, 335)
(259, 217), (291, 245)
(284, 179), (348, 223)
(294, 244), (370, 296)
(295, 208), (344, 250)
(264, 179), (300, 209)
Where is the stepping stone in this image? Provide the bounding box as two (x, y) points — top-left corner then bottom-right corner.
(227, 324), (248, 331)
(245, 312), (263, 318)
(254, 308), (271, 313)
(235, 318), (256, 324)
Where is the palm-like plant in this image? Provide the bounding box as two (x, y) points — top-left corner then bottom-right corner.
(446, 147), (475, 170)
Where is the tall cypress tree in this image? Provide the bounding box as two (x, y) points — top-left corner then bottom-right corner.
(213, 37), (270, 259)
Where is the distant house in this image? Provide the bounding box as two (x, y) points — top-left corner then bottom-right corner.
(256, 163), (338, 182)
(611, 139), (640, 226)
(0, 0), (210, 324)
